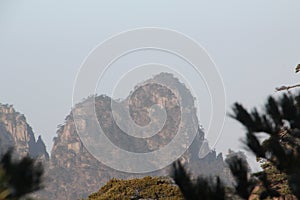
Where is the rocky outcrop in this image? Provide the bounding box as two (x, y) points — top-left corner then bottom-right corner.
(36, 73), (231, 199)
(37, 112), (128, 200)
(0, 104), (49, 161)
(0, 73), (232, 199)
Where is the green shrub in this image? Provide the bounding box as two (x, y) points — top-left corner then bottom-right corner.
(85, 176), (183, 200)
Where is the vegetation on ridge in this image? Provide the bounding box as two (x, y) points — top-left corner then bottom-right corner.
(85, 176), (183, 200)
(87, 90), (300, 200)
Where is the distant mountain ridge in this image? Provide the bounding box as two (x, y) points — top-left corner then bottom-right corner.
(0, 73), (232, 199)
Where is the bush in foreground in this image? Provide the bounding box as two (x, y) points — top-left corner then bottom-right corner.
(0, 150), (43, 200)
(85, 176), (183, 200)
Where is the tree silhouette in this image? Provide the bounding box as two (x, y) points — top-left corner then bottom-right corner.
(230, 91), (300, 198)
(225, 153), (257, 199)
(171, 160), (226, 200)
(171, 91), (300, 200)
(0, 150), (44, 200)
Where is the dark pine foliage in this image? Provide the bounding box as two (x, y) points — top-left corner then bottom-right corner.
(173, 159), (255, 200)
(171, 92), (300, 200)
(171, 160), (226, 200)
(230, 92), (300, 199)
(0, 150), (44, 199)
(225, 155), (257, 199)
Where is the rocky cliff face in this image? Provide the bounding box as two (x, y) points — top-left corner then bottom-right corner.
(35, 73), (231, 199)
(36, 113), (123, 199)
(0, 104), (49, 160)
(0, 73), (232, 199)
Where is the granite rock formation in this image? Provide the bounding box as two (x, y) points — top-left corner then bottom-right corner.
(0, 104), (49, 161)
(37, 73), (231, 199)
(0, 73), (232, 199)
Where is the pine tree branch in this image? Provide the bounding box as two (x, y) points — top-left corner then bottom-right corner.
(275, 84), (300, 92)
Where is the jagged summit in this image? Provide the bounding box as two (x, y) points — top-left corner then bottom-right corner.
(41, 72), (231, 199)
(0, 103), (49, 160)
(0, 73), (231, 199)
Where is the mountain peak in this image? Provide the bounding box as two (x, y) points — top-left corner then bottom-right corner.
(0, 104), (49, 160)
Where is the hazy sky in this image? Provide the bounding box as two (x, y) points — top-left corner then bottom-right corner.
(1, 1), (300, 170)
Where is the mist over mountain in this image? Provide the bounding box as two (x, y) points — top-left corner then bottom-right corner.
(0, 73), (232, 199)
